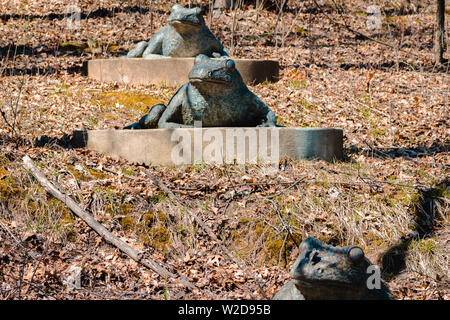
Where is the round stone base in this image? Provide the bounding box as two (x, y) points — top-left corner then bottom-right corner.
(71, 127), (343, 166)
(84, 57), (279, 85)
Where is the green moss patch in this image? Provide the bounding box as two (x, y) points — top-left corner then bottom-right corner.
(119, 216), (136, 234)
(0, 175), (21, 201)
(67, 165), (109, 182)
(91, 91), (165, 114)
(137, 211), (171, 253)
(106, 203), (134, 217)
(229, 213), (302, 267)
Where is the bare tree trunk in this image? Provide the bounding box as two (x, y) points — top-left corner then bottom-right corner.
(214, 0), (232, 9)
(273, 0), (287, 47)
(231, 0), (240, 55)
(255, 0), (260, 23)
(149, 0), (153, 34)
(209, 0), (213, 27)
(434, 0), (446, 64)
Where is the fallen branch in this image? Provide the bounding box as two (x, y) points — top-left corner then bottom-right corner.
(363, 140), (394, 159)
(22, 155), (214, 298)
(265, 177), (305, 200)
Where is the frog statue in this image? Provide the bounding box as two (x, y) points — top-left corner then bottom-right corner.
(123, 54), (278, 129)
(273, 237), (395, 300)
(126, 5), (228, 58)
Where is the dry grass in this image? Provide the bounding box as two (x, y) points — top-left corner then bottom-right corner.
(0, 0), (448, 300)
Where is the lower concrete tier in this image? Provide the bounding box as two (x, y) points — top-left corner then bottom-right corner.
(84, 58), (279, 85)
(72, 127), (343, 166)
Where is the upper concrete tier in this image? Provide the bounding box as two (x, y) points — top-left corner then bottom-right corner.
(84, 58), (279, 85)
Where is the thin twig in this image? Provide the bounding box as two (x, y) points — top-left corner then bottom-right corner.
(230, 0), (238, 55)
(264, 197), (299, 248)
(0, 221), (36, 299)
(0, 220), (37, 260)
(265, 177), (306, 200)
(145, 169), (270, 299)
(363, 140), (394, 159)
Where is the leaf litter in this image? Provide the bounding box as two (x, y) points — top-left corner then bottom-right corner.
(0, 0), (448, 300)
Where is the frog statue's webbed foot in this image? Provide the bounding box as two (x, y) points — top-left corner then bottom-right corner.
(123, 104), (166, 129)
(123, 122), (142, 130)
(256, 108), (279, 127)
(126, 41), (148, 58)
(257, 123), (285, 127)
(257, 116), (278, 127)
(142, 53), (170, 59)
(211, 50), (229, 58)
(257, 122), (277, 127)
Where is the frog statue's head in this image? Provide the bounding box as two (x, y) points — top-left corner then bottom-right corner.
(188, 54), (245, 94)
(168, 5), (206, 31)
(290, 237), (372, 300)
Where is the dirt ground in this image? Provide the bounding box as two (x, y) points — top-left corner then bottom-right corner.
(0, 0), (448, 300)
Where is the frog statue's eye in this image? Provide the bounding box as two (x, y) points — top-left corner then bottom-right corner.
(225, 59), (235, 71)
(195, 54), (207, 65)
(196, 7), (205, 15)
(172, 4), (182, 11)
(347, 246), (365, 263)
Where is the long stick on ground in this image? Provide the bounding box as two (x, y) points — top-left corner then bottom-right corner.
(22, 155), (213, 298)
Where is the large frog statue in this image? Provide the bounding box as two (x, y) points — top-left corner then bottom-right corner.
(124, 54), (278, 129)
(127, 5), (228, 58)
(273, 237), (395, 300)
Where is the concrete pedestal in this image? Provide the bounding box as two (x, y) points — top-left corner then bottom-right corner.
(72, 127), (343, 166)
(84, 58), (279, 85)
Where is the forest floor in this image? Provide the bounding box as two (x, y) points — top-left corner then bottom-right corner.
(0, 0), (448, 300)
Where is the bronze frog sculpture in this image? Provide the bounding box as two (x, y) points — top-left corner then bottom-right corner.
(124, 55), (278, 129)
(126, 5), (228, 58)
(273, 237), (395, 300)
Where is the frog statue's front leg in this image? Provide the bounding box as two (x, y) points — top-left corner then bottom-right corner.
(142, 28), (165, 58)
(157, 85), (194, 129)
(126, 27), (165, 58)
(126, 41), (149, 58)
(123, 104), (166, 129)
(123, 85), (191, 130)
(257, 109), (277, 127)
(249, 95), (277, 127)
